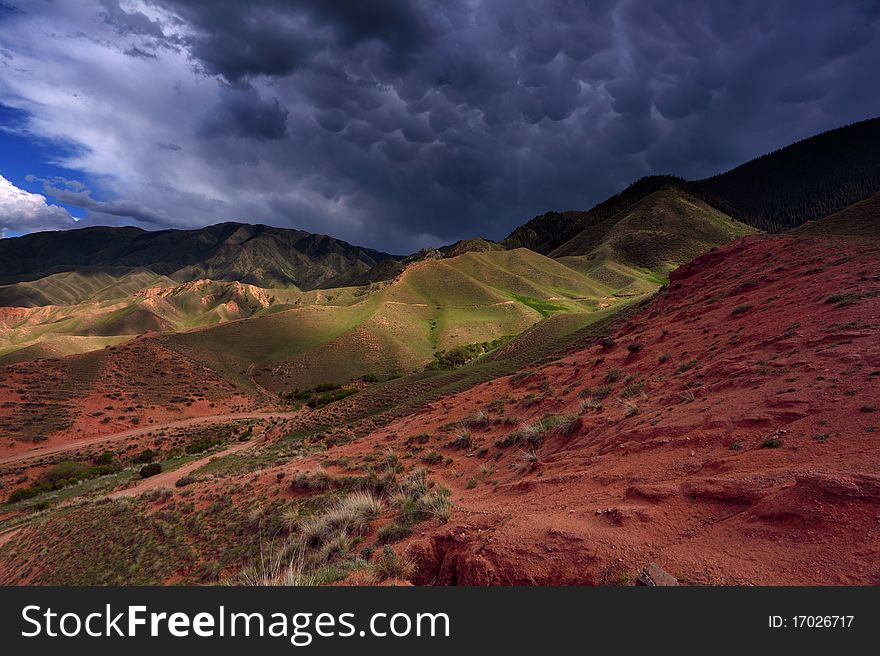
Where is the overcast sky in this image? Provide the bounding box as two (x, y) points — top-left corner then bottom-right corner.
(1, 0), (879, 251)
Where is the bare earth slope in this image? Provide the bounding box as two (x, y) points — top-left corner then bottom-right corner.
(282, 234), (880, 585)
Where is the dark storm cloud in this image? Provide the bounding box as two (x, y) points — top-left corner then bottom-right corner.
(3, 1), (880, 251)
(152, 0), (433, 82)
(197, 85), (289, 141)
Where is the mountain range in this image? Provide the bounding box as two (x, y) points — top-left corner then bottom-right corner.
(0, 222), (398, 290)
(3, 118), (877, 305)
(0, 118), (877, 378)
(504, 116), (880, 253)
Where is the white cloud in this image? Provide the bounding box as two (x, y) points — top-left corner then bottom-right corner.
(0, 174), (76, 236)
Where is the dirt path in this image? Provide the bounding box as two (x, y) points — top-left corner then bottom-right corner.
(110, 436), (264, 499)
(0, 411), (299, 467)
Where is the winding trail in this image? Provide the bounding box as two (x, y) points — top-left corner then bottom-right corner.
(109, 435), (265, 499)
(0, 411), (299, 467)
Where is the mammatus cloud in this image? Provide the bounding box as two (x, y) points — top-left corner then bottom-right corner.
(0, 174), (75, 236)
(0, 1), (879, 251)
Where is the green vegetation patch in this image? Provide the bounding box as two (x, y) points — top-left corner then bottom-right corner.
(511, 294), (568, 318)
(426, 335), (513, 371)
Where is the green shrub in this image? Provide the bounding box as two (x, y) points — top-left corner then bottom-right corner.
(8, 486), (44, 503)
(307, 388), (357, 408)
(426, 336), (513, 370)
(139, 463), (162, 478)
(598, 337), (616, 350)
(42, 461), (89, 487)
(134, 449), (157, 464)
(185, 436), (222, 454)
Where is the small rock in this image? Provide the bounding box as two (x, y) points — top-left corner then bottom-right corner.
(635, 563), (679, 587)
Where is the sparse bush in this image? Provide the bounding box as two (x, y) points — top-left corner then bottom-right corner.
(289, 469), (332, 493)
(627, 342), (644, 353)
(372, 545), (414, 581)
(419, 488), (452, 522)
(580, 397), (603, 412)
(552, 415), (582, 438)
(421, 451), (443, 465)
(676, 360), (697, 374)
(760, 438), (784, 449)
(235, 546), (316, 587)
(448, 428), (473, 449)
(604, 368), (622, 384)
(731, 304), (753, 316)
(461, 411), (489, 430)
(592, 384), (613, 401)
(375, 522), (411, 545)
(298, 491), (384, 549)
(621, 400), (639, 417)
(620, 381), (645, 398)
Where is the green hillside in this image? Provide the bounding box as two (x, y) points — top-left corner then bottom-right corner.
(0, 268), (175, 307)
(0, 280), (311, 363)
(551, 190), (757, 279)
(160, 248), (651, 391)
(792, 191), (880, 239)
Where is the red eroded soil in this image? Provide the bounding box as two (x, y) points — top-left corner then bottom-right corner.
(274, 235), (880, 584)
(0, 338), (260, 458)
